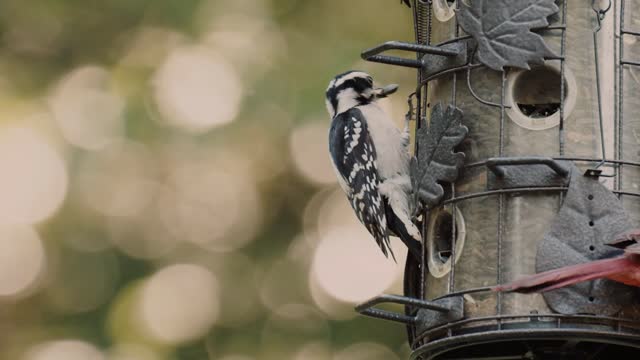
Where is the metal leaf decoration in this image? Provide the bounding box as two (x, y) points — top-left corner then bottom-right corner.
(536, 165), (639, 315)
(411, 103), (467, 209)
(457, 0), (559, 71)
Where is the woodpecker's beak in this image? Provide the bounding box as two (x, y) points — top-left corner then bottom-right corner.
(374, 84), (399, 98)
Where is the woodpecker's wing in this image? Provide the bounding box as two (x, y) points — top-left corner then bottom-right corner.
(329, 108), (393, 258)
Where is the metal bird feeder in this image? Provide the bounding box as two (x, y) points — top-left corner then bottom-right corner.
(355, 0), (640, 358)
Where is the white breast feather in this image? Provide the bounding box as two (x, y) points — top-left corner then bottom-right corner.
(357, 103), (410, 180)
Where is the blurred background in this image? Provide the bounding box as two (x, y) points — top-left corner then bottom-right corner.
(0, 1), (420, 359)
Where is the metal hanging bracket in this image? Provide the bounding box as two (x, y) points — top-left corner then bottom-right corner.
(486, 157), (571, 190)
(414, 296), (464, 334)
(361, 40), (466, 69)
(355, 294), (463, 330)
(422, 41), (469, 78)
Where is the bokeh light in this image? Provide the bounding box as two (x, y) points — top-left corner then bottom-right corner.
(202, 12), (287, 77)
(311, 226), (400, 303)
(24, 340), (104, 360)
(138, 264), (219, 345)
(49, 66), (125, 150)
(161, 148), (262, 252)
(76, 140), (157, 218)
(107, 185), (180, 259)
(119, 27), (186, 69)
(308, 269), (357, 320)
(334, 342), (400, 360)
(0, 1), (417, 358)
(107, 343), (157, 360)
(289, 120), (336, 186)
(306, 188), (407, 318)
(218, 356), (255, 360)
(260, 303), (331, 360)
(153, 45), (243, 133)
(0, 225), (45, 297)
(169, 169), (247, 247)
(316, 189), (364, 236)
(293, 342), (332, 360)
(0, 126), (67, 225)
(302, 188), (336, 240)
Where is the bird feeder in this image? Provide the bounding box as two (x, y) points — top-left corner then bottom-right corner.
(355, 1), (640, 358)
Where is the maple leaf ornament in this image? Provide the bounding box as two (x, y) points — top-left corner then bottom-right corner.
(458, 0), (559, 71)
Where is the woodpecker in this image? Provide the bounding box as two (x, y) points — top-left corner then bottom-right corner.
(493, 230), (640, 293)
(325, 70), (422, 260)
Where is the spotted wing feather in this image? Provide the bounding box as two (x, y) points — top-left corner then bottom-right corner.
(329, 108), (393, 258)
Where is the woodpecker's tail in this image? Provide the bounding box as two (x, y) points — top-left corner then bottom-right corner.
(492, 256), (634, 293)
(379, 178), (422, 261)
(403, 247), (421, 344)
(385, 202), (422, 261)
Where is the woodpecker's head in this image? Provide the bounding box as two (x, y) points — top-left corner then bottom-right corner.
(325, 71), (398, 118)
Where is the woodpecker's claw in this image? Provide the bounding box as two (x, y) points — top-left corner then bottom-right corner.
(401, 0), (411, 8)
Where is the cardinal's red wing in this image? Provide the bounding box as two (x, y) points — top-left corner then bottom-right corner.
(493, 257), (634, 293)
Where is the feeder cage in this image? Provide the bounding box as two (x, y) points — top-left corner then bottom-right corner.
(355, 0), (640, 358)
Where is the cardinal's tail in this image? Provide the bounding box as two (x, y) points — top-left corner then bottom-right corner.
(493, 256), (634, 293)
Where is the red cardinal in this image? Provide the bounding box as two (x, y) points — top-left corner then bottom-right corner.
(493, 230), (640, 293)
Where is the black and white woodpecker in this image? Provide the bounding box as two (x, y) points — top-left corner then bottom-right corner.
(325, 71), (422, 260)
